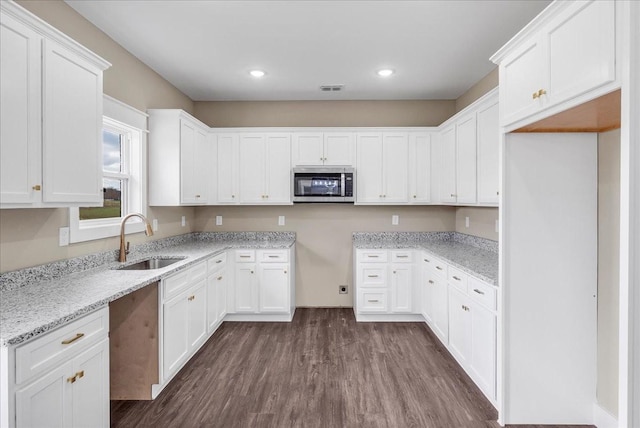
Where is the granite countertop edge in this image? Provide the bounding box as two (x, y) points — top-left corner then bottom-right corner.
(0, 236), (295, 347)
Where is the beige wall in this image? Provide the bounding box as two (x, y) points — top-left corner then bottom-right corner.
(454, 207), (499, 241)
(597, 129), (620, 416)
(195, 205), (455, 307)
(455, 68), (499, 113)
(193, 100), (455, 128)
(1, 1), (196, 272)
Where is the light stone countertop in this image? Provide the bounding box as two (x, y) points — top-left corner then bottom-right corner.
(0, 233), (295, 347)
(352, 232), (498, 286)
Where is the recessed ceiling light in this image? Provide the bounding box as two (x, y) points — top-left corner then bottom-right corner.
(249, 70), (266, 78)
(377, 69), (394, 77)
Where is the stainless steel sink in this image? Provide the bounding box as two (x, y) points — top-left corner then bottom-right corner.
(116, 257), (185, 270)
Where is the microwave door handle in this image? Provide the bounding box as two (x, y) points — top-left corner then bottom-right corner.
(341, 173), (345, 197)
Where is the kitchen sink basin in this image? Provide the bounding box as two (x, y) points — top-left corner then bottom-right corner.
(116, 257), (185, 270)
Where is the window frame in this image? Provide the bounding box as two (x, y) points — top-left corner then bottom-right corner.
(69, 96), (148, 243)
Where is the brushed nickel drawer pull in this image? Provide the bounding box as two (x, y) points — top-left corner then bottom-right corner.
(216, 260), (222, 264)
(453, 276), (461, 281)
(268, 255), (279, 258)
(368, 299), (380, 303)
(436, 266), (443, 271)
(367, 255), (379, 258)
(428, 280), (434, 284)
(424, 259), (430, 262)
(240, 255), (251, 258)
(61, 333), (84, 345)
(396, 255), (408, 258)
(367, 275), (379, 278)
(473, 288), (485, 295)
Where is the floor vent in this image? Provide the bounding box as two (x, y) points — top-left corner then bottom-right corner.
(320, 85), (344, 92)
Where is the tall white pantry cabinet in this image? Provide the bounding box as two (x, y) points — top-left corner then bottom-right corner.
(0, 1), (110, 209)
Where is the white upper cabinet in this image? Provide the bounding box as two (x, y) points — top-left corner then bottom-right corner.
(493, 0), (617, 129)
(0, 2), (110, 208)
(476, 101), (500, 205)
(455, 115), (477, 204)
(292, 132), (355, 166)
(148, 110), (211, 206)
(216, 133), (240, 204)
(408, 133), (432, 204)
(438, 126), (457, 204)
(356, 132), (408, 204)
(239, 133), (291, 204)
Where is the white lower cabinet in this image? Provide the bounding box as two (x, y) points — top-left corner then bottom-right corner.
(3, 307), (110, 428)
(230, 248), (295, 320)
(206, 252), (227, 334)
(161, 261), (208, 382)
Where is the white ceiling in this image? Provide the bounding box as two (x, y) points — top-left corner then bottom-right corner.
(65, 0), (551, 101)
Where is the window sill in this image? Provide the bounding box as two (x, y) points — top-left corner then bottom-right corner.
(69, 218), (145, 243)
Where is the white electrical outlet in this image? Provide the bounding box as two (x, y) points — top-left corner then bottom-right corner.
(465, 216), (470, 228)
(152, 219), (158, 232)
(181, 216), (186, 227)
(278, 215), (285, 226)
(216, 215), (222, 226)
(392, 215), (399, 225)
(59, 227), (70, 247)
(495, 219), (499, 233)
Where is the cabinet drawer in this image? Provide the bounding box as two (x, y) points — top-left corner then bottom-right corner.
(468, 277), (497, 311)
(391, 250), (413, 263)
(360, 265), (388, 287)
(164, 261), (207, 300)
(358, 289), (388, 313)
(448, 266), (468, 293)
(235, 250), (256, 262)
(15, 307), (108, 385)
(207, 252), (227, 272)
(358, 250), (388, 263)
(422, 254), (447, 277)
(258, 249), (288, 263)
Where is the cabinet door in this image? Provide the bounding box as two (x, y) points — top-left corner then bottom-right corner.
(180, 120), (207, 204)
(545, 0), (615, 108)
(216, 268), (228, 323)
(216, 134), (239, 204)
(163, 291), (190, 379)
(187, 279), (208, 350)
(421, 262), (434, 324)
(324, 133), (355, 166)
(438, 126), (457, 203)
(431, 273), (449, 343)
(292, 133), (323, 166)
(356, 133), (383, 203)
(265, 134), (291, 203)
(15, 360), (73, 428)
(500, 35), (544, 126)
(477, 102), (500, 205)
(42, 39), (102, 204)
(0, 13), (41, 205)
(72, 339), (109, 428)
(239, 134), (266, 203)
(207, 270), (227, 333)
(358, 288), (388, 313)
(235, 263), (257, 313)
(470, 302), (497, 400)
(456, 115), (477, 204)
(390, 263), (412, 313)
(409, 133), (431, 203)
(448, 286), (471, 366)
(258, 263), (289, 313)
(382, 133), (409, 203)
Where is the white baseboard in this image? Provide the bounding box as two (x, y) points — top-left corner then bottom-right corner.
(593, 403), (618, 428)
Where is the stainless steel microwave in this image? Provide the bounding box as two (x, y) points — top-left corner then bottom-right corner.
(292, 167), (355, 203)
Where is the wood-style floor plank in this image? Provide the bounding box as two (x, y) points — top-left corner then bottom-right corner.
(111, 308), (593, 428)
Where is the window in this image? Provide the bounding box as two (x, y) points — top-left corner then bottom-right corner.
(69, 96), (147, 243)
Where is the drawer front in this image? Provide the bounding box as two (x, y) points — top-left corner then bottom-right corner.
(189, 261), (207, 282)
(15, 307), (109, 385)
(163, 269), (189, 300)
(468, 277), (497, 311)
(358, 289), (388, 313)
(258, 249), (288, 263)
(359, 265), (388, 287)
(422, 254), (447, 277)
(391, 250), (413, 263)
(358, 250), (388, 263)
(207, 252), (227, 272)
(235, 250), (256, 262)
(448, 266), (468, 293)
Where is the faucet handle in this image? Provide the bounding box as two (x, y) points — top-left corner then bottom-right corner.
(125, 241), (130, 255)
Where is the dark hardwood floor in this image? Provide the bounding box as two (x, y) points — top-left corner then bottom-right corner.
(111, 308), (593, 428)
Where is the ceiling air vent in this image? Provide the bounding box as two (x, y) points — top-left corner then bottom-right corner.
(320, 85), (344, 92)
